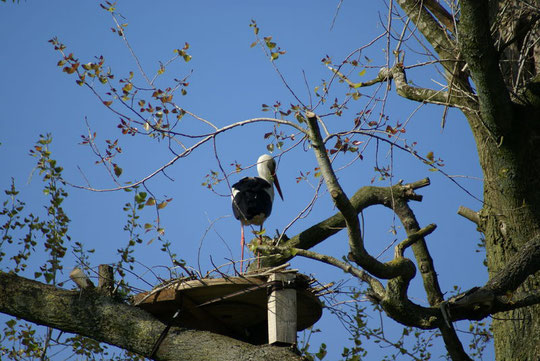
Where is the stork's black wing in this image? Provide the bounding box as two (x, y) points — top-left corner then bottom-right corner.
(231, 177), (273, 224)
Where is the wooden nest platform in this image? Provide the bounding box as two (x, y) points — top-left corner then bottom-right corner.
(132, 268), (323, 345)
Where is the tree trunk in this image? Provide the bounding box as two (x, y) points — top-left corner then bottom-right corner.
(461, 1), (540, 359)
(476, 112), (540, 360)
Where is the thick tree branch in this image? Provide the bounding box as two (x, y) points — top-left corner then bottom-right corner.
(391, 197), (470, 360)
(458, 0), (515, 136)
(395, 0), (456, 63)
(447, 236), (540, 320)
(485, 235), (540, 295)
(0, 272), (303, 361)
(422, 0), (456, 33)
(394, 0), (479, 124)
(260, 244), (442, 332)
(304, 112), (418, 281)
(388, 65), (478, 111)
(263, 178), (431, 267)
(439, 321), (473, 361)
(329, 65), (478, 110)
(391, 197), (443, 306)
(305, 111), (363, 257)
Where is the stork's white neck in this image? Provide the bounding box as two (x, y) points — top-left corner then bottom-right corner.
(257, 154), (276, 184)
(257, 164), (272, 183)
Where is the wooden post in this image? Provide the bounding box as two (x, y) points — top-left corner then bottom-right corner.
(267, 272), (297, 345)
(98, 264), (114, 296)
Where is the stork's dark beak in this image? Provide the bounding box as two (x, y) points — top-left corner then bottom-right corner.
(273, 173), (284, 200)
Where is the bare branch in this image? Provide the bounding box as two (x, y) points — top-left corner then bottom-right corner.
(259, 246), (386, 299)
(111, 13), (152, 86)
(66, 117), (306, 192)
(327, 65), (388, 88)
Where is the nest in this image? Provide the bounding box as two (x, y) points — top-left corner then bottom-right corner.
(132, 264), (323, 344)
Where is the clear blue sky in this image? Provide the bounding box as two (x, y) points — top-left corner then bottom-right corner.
(0, 1), (491, 359)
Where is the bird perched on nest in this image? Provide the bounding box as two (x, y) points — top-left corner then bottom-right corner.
(231, 154), (283, 272)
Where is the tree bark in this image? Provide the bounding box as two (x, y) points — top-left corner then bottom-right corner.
(0, 271), (303, 361)
(393, 1), (540, 359)
(459, 1), (540, 359)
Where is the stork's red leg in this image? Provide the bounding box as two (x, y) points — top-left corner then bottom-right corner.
(257, 225), (262, 268)
(240, 224), (245, 274)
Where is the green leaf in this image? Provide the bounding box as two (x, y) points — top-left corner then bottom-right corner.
(253, 228), (266, 236)
(358, 69), (366, 76)
(113, 164), (122, 177)
(122, 83), (133, 93)
(135, 192), (147, 204)
(316, 343), (327, 360)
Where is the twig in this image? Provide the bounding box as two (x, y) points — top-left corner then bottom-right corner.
(64, 117), (306, 192)
(274, 246), (385, 298)
(111, 13), (152, 86)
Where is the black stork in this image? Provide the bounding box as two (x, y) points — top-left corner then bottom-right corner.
(231, 154), (284, 272)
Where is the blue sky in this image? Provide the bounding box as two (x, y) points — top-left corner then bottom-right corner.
(1, 1), (491, 359)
